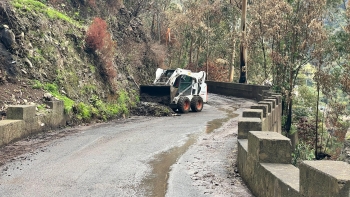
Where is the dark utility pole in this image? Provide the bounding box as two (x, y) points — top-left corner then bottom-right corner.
(239, 0), (247, 83)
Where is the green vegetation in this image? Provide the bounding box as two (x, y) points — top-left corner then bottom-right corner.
(81, 85), (96, 94)
(36, 103), (46, 111)
(31, 48), (45, 64)
(89, 64), (96, 74)
(12, 0), (80, 26)
(43, 83), (75, 113)
(292, 142), (315, 166)
(73, 90), (132, 122)
(32, 80), (44, 89)
(130, 89), (139, 107)
(117, 90), (129, 115)
(76, 102), (91, 120)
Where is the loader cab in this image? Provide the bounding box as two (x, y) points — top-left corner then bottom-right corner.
(155, 69), (175, 84)
(161, 70), (175, 82)
(176, 75), (195, 96)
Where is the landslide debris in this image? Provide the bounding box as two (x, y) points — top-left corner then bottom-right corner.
(131, 102), (173, 117)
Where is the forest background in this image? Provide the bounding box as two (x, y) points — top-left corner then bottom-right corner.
(124, 0), (350, 163)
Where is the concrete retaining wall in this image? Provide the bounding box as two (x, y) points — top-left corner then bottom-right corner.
(0, 101), (66, 147)
(206, 81), (270, 101)
(237, 95), (350, 197)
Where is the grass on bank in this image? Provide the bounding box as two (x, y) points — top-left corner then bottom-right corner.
(12, 0), (81, 27)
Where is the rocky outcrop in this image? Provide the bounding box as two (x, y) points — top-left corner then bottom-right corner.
(0, 25), (16, 50)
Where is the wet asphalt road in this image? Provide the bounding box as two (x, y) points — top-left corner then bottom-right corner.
(0, 94), (254, 197)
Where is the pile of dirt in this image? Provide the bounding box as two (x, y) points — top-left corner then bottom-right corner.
(131, 102), (173, 117)
(139, 93), (171, 105)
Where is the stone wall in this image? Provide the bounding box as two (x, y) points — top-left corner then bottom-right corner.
(237, 95), (350, 197)
(0, 101), (66, 147)
(206, 81), (270, 101)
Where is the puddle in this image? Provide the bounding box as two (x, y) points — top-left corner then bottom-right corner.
(140, 107), (238, 196)
(141, 133), (198, 197)
(206, 108), (239, 133)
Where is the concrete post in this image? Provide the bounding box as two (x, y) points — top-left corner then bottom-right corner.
(258, 101), (273, 130)
(300, 161), (350, 197)
(251, 104), (268, 130)
(248, 131), (292, 164)
(7, 105), (36, 121)
(238, 118), (262, 139)
(272, 94), (283, 133)
(265, 98), (278, 133)
(243, 109), (263, 119)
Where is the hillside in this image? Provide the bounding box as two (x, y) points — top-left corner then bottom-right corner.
(0, 0), (166, 122)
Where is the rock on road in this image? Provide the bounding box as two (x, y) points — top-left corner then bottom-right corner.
(0, 94), (254, 197)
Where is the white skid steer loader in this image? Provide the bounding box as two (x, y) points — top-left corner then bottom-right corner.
(140, 68), (207, 113)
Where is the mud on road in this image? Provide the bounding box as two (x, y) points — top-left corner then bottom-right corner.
(0, 94), (254, 197)
(165, 94), (254, 197)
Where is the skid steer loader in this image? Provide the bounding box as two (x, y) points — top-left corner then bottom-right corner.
(140, 68), (207, 113)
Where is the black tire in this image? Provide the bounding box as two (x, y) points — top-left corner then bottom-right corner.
(177, 97), (190, 113)
(190, 96), (203, 112)
(171, 108), (178, 112)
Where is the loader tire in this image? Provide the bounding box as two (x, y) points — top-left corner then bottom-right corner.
(190, 96), (203, 112)
(177, 97), (190, 113)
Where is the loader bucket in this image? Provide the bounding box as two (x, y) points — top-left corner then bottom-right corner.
(139, 85), (172, 105)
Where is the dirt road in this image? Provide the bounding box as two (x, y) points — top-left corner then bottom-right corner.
(0, 94), (254, 197)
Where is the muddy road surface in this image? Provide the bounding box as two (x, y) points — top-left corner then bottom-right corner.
(0, 94), (254, 197)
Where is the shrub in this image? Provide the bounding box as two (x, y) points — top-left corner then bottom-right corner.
(117, 90), (129, 114)
(292, 142), (315, 166)
(76, 102), (91, 120)
(85, 17), (109, 51)
(85, 17), (117, 83)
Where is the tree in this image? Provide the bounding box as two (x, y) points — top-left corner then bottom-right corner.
(247, 0), (337, 134)
(164, 0), (239, 82)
